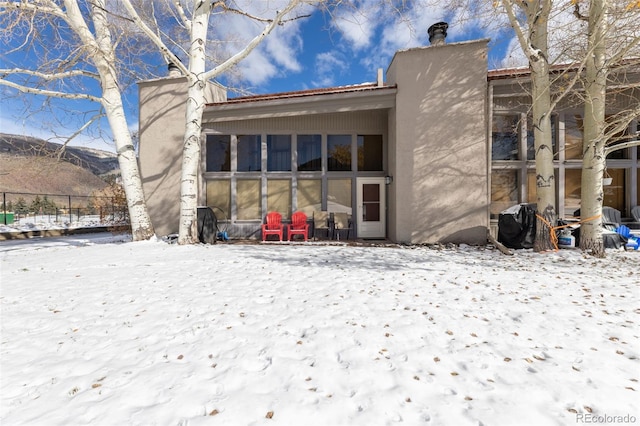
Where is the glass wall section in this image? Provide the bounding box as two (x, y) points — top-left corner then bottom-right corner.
(206, 180), (230, 219)
(564, 114), (583, 160)
(327, 179), (352, 213)
(492, 115), (520, 160)
(564, 169), (582, 216)
(267, 179), (292, 219)
(357, 135), (383, 171)
(297, 135), (322, 171)
(206, 135), (230, 172)
(527, 116), (556, 160)
(267, 135), (292, 171)
(603, 169), (625, 211)
(491, 170), (518, 217)
(237, 180), (261, 220)
(237, 135), (261, 172)
(328, 135), (352, 171)
(296, 179), (321, 215)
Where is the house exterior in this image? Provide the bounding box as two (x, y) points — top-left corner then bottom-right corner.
(138, 35), (639, 244)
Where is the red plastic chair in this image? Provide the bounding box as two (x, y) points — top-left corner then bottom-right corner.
(287, 211), (309, 241)
(262, 212), (284, 241)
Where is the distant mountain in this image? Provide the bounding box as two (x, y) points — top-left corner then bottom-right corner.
(0, 133), (120, 197)
(0, 133), (119, 177)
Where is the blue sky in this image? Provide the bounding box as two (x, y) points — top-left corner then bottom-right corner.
(0, 1), (519, 153)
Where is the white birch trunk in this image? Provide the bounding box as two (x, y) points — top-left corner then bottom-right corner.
(177, 0), (212, 245)
(66, 0), (154, 240)
(529, 2), (556, 252)
(580, 0), (608, 257)
(501, 0), (556, 251)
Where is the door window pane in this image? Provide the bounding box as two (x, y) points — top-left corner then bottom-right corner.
(362, 183), (380, 221)
(328, 135), (352, 171)
(297, 135), (321, 171)
(358, 135), (383, 171)
(237, 180), (261, 220)
(328, 179), (352, 213)
(267, 135), (291, 171)
(267, 179), (291, 219)
(297, 179), (321, 215)
(491, 170), (518, 217)
(237, 135), (261, 172)
(205, 180), (230, 220)
(206, 135), (230, 171)
(564, 115), (583, 160)
(492, 116), (519, 160)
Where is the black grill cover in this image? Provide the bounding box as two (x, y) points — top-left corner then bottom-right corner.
(197, 207), (217, 244)
(498, 203), (537, 249)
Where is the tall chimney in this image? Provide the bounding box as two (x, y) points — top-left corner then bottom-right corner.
(377, 68), (384, 87)
(428, 22), (448, 46)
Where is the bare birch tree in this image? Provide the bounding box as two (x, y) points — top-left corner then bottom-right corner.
(0, 0), (155, 241)
(499, 0), (559, 252)
(121, 0), (313, 244)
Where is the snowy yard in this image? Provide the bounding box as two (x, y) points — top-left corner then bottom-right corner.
(1, 235), (638, 426)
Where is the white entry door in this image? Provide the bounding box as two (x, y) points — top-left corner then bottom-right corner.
(356, 177), (386, 239)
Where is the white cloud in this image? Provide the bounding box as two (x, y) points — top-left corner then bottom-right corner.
(312, 51), (349, 87)
(206, 2), (309, 87)
(330, 0), (383, 51)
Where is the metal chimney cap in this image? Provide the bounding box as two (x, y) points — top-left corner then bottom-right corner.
(167, 61), (182, 77)
(428, 22), (448, 44)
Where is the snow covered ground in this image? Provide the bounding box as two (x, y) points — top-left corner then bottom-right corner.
(1, 234), (638, 426)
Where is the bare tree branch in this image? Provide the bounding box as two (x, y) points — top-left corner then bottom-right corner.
(0, 68), (100, 81)
(0, 78), (101, 102)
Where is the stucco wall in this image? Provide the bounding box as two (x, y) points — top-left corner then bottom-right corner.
(387, 40), (489, 244)
(138, 77), (226, 237)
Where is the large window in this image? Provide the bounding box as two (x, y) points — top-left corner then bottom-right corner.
(267, 135), (291, 171)
(204, 132), (385, 224)
(491, 170), (518, 216)
(603, 169), (625, 211)
(564, 115), (583, 160)
(358, 135), (383, 171)
(237, 180), (261, 220)
(564, 169), (581, 217)
(267, 179), (291, 219)
(328, 135), (352, 171)
(492, 115), (519, 160)
(206, 135), (230, 172)
(328, 179), (352, 213)
(296, 179), (321, 215)
(206, 180), (230, 218)
(237, 135), (261, 172)
(297, 135), (321, 171)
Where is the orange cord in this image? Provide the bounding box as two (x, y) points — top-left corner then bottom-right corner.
(535, 214), (602, 251)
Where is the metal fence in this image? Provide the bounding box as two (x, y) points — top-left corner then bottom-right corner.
(1, 191), (129, 229)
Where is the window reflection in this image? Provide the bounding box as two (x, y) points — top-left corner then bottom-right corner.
(237, 135), (261, 172)
(492, 115), (519, 161)
(328, 135), (352, 171)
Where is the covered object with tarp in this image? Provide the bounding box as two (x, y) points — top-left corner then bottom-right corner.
(498, 203), (537, 249)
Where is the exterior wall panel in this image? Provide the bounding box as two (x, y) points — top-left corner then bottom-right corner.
(387, 40), (490, 244)
(138, 77), (226, 236)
